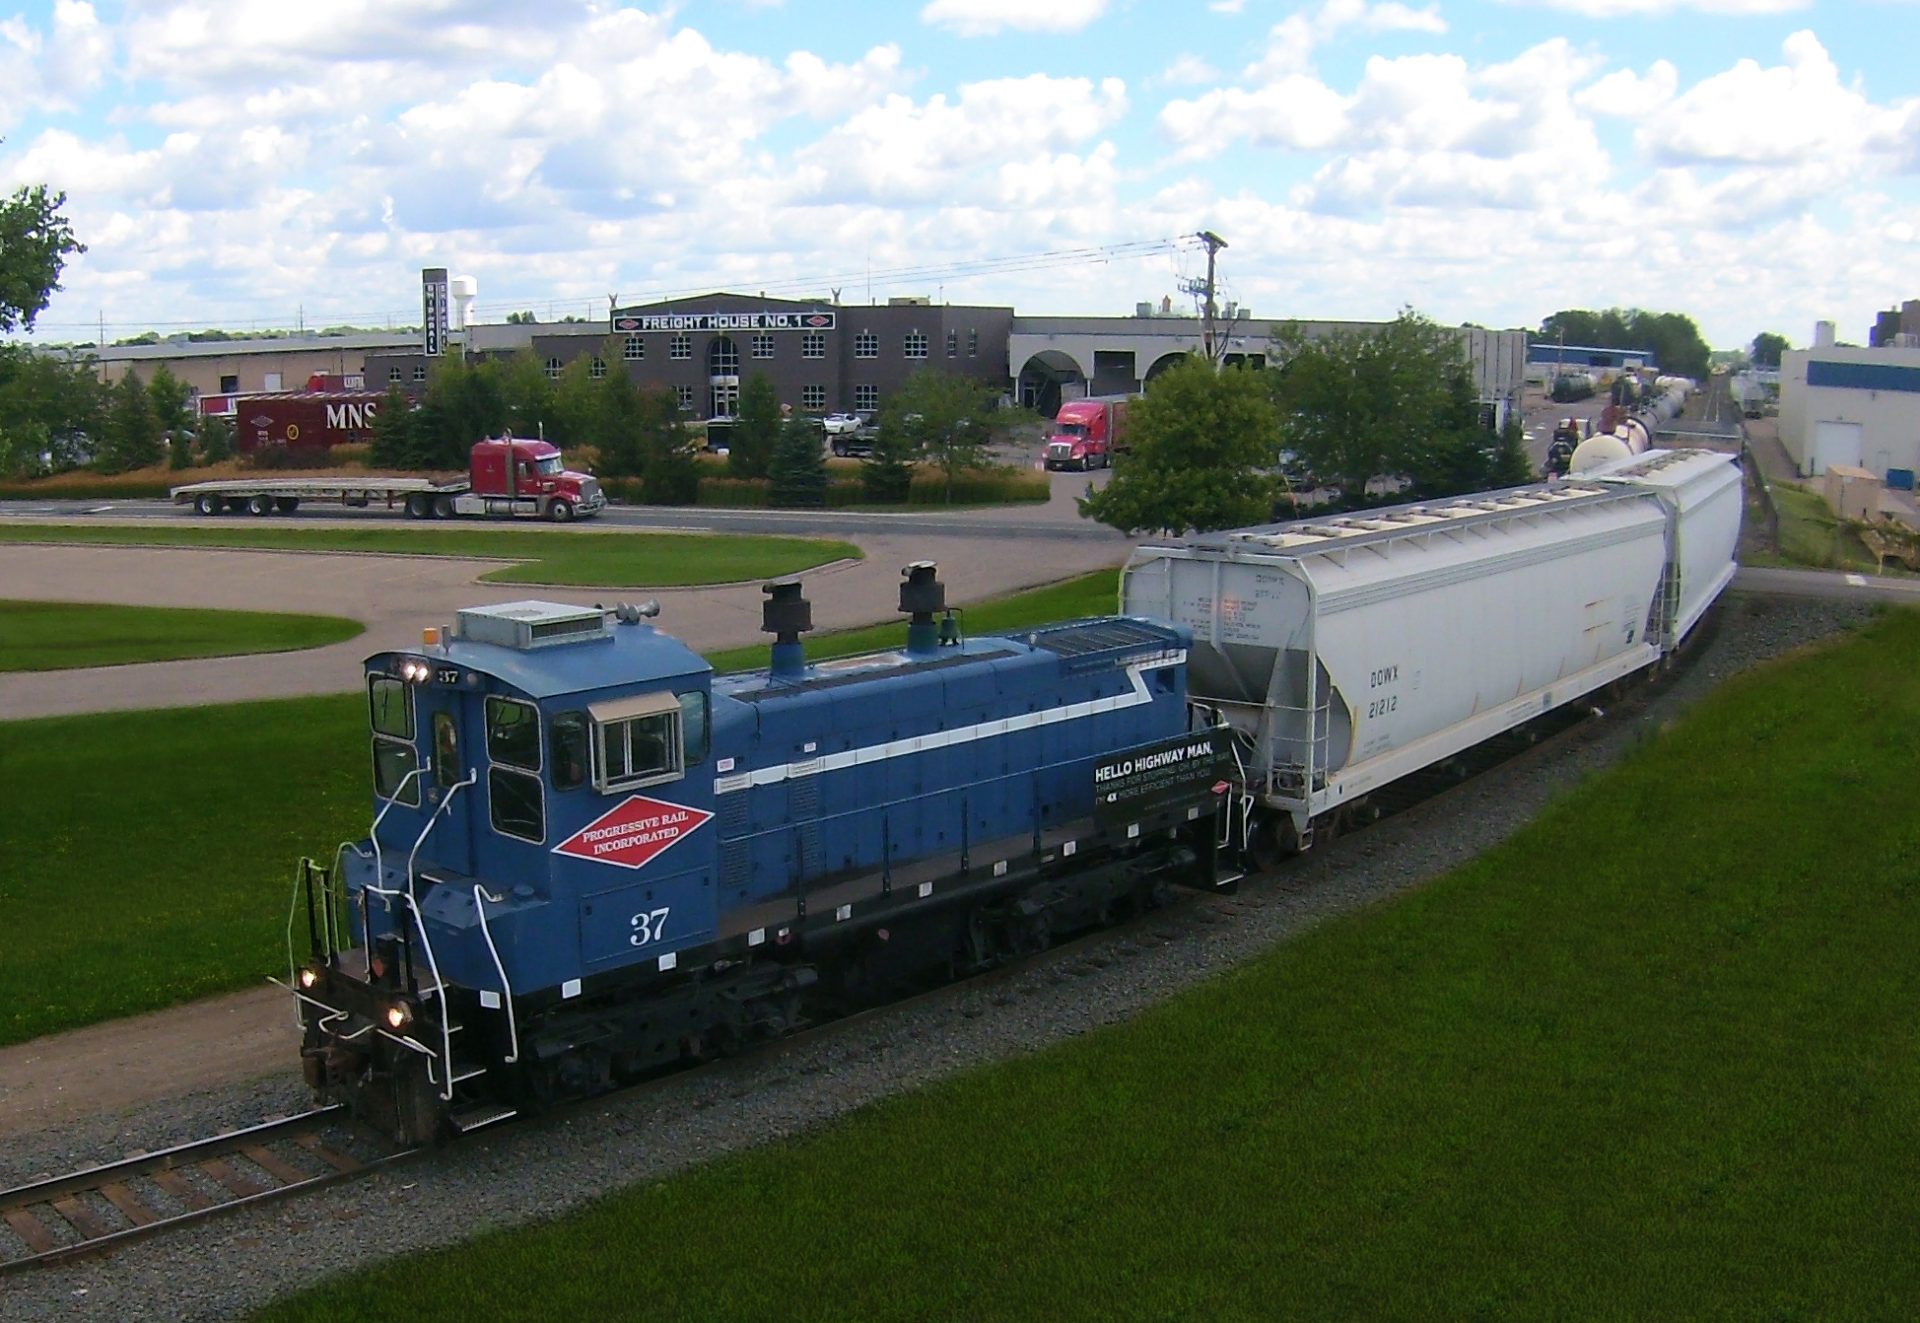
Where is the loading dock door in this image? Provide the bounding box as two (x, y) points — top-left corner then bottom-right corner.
(1810, 420), (1863, 476)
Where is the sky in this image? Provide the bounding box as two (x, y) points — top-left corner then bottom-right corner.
(3, 0), (1917, 353)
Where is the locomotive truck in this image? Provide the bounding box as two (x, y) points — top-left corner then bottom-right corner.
(170, 436), (606, 522)
(291, 565), (1231, 1143)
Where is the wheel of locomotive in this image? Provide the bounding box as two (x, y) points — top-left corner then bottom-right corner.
(274, 497), (300, 513)
(547, 499), (575, 523)
(432, 494), (455, 519)
(247, 493), (274, 516)
(194, 492), (224, 516)
(404, 493), (431, 519)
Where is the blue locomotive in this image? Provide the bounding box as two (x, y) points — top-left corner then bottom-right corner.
(293, 564), (1231, 1143)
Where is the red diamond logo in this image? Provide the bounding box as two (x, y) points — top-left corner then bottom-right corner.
(614, 317), (640, 330)
(804, 313), (830, 326)
(552, 795), (714, 871)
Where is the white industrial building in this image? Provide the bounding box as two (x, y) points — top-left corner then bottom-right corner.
(1779, 338), (1920, 490)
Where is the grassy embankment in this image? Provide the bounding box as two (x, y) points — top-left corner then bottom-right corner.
(252, 606), (1920, 1322)
(0, 570), (1118, 1047)
(0, 601), (362, 672)
(0, 523), (859, 587)
(1749, 482), (1876, 571)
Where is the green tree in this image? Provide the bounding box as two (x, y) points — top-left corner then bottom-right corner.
(768, 416), (829, 508)
(860, 420), (917, 504)
(199, 413), (235, 464)
(369, 384), (420, 468)
(879, 368), (996, 502)
(1270, 310), (1491, 497)
(99, 369), (162, 473)
(0, 173), (86, 333)
(498, 350), (556, 439)
(413, 355), (506, 469)
(636, 386), (699, 504)
(0, 344), (104, 470)
(1536, 308), (1712, 380)
(1751, 332), (1789, 369)
(549, 358), (601, 453)
(728, 374), (780, 479)
(1079, 356), (1280, 535)
(596, 356), (646, 479)
(148, 363), (194, 468)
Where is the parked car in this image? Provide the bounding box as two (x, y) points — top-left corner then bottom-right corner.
(823, 412), (862, 435)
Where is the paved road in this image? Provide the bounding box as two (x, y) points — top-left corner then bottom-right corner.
(0, 468), (1131, 718)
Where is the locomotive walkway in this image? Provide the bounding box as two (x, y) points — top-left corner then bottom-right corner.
(0, 473), (1129, 720)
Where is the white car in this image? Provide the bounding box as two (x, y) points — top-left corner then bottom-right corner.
(822, 412), (862, 435)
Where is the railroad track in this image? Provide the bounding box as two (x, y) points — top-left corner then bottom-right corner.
(0, 1107), (413, 1275)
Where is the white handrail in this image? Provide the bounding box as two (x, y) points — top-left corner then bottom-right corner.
(368, 765), (429, 895)
(401, 770), (477, 1099)
(473, 885), (521, 1065)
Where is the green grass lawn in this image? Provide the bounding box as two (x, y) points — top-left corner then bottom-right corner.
(1769, 482), (1876, 570)
(0, 523), (859, 588)
(0, 695), (367, 1046)
(255, 609), (1920, 1321)
(0, 600), (363, 672)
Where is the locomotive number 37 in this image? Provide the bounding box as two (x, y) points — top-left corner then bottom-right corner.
(630, 907), (671, 947)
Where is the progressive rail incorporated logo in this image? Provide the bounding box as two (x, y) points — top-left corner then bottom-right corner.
(552, 795), (714, 870)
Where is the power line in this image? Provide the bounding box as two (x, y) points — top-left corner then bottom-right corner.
(23, 237), (1198, 339)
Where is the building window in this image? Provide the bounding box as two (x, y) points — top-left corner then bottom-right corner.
(946, 330), (958, 358)
(968, 329), (979, 357)
(388, 367), (402, 384)
(412, 364), (428, 382)
(624, 335), (644, 360)
(220, 374), (239, 393)
(802, 385), (826, 409)
(590, 357), (607, 380)
(855, 384), (878, 411)
(671, 333), (691, 361)
(854, 331), (878, 359)
(708, 336), (740, 376)
(545, 357), (564, 380)
(752, 333), (774, 359)
(904, 331), (928, 360)
(676, 385), (694, 409)
(802, 332), (825, 360)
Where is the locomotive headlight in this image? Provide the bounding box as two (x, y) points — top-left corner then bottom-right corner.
(297, 965), (321, 990)
(384, 1000), (414, 1031)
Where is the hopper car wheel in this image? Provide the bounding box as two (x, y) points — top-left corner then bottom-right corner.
(247, 493), (274, 516)
(275, 497), (300, 513)
(548, 499), (576, 523)
(432, 494), (455, 519)
(405, 494), (431, 519)
(194, 493), (224, 516)
(1246, 813), (1301, 872)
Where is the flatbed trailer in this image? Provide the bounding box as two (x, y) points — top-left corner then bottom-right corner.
(168, 476), (471, 519)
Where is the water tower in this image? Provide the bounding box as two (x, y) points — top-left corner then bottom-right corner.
(450, 276), (478, 333)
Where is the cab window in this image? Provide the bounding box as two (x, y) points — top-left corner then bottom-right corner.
(485, 696), (543, 842)
(551, 711), (589, 791)
(369, 675), (418, 805)
(679, 692), (709, 766)
(589, 691), (683, 793)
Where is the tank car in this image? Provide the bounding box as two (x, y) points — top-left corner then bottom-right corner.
(291, 564), (1230, 1143)
(1121, 450), (1741, 862)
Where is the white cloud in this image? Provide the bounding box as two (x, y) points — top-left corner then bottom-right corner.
(0, 2), (113, 133)
(919, 0), (1108, 38)
(1247, 0), (1446, 80)
(1638, 30), (1903, 165)
(1157, 54), (1220, 87)
(1528, 0), (1806, 14)
(1576, 61), (1679, 117)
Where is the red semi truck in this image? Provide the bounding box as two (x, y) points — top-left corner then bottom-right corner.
(1044, 396), (1133, 471)
(170, 437), (606, 522)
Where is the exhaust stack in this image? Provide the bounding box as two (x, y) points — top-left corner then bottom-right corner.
(899, 562), (945, 656)
(762, 580), (813, 679)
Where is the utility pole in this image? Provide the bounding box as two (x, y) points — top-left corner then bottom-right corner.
(1179, 230), (1229, 363)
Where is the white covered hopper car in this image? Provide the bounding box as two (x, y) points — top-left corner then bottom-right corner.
(1121, 450), (1742, 857)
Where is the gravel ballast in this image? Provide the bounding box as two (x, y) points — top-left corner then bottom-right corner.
(2, 592), (1882, 1321)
